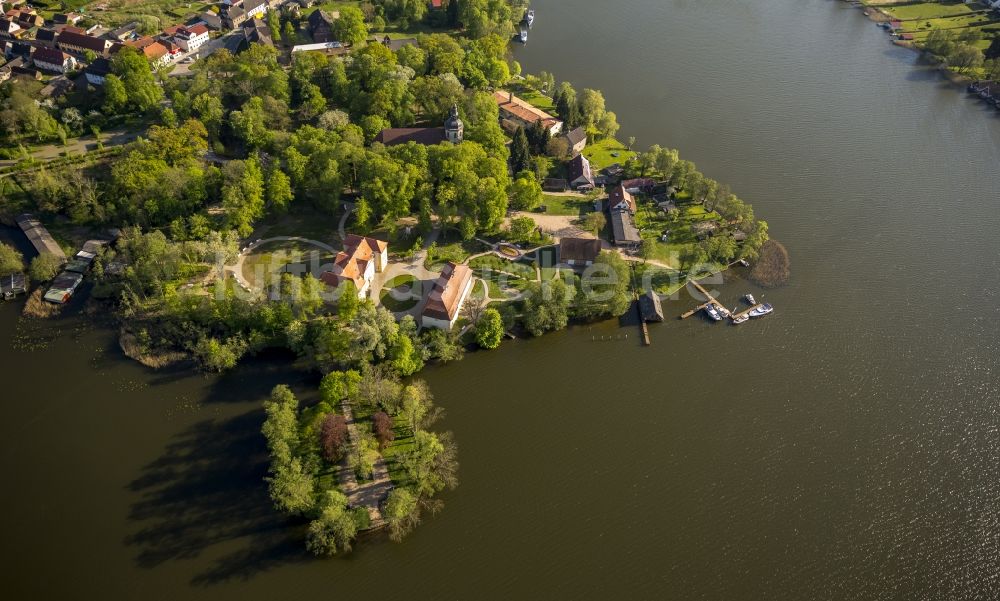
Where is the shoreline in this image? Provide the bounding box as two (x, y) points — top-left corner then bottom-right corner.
(848, 0), (999, 97)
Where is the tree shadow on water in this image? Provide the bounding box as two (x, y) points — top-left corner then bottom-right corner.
(124, 409), (313, 585)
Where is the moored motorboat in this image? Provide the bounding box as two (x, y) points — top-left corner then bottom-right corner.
(526, 9), (535, 27)
(704, 303), (723, 321)
(518, 27), (528, 43)
(748, 303), (774, 318)
(744, 293), (756, 305)
(732, 314), (749, 325)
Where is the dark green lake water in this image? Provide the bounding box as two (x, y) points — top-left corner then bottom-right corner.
(3, 0), (1000, 598)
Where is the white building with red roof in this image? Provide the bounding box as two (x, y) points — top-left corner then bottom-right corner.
(173, 24), (210, 52)
(494, 90), (563, 136)
(421, 262), (474, 330)
(318, 234), (388, 299)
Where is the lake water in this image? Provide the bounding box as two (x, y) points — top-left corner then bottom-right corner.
(3, 0), (1000, 598)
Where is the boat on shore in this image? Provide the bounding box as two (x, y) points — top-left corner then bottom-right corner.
(748, 303), (774, 318)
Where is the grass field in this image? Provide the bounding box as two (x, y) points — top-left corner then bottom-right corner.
(882, 2), (977, 21)
(88, 0), (218, 29)
(582, 137), (637, 171)
(538, 193), (595, 216)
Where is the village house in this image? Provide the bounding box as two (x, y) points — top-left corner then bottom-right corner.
(605, 183), (640, 249)
(5, 8), (41, 29)
(84, 56), (110, 85)
(31, 46), (75, 73)
(567, 153), (595, 190)
(51, 13), (83, 26)
(421, 262), (474, 330)
(195, 11), (223, 31)
(34, 27), (56, 47)
(609, 209), (640, 249)
(319, 234), (388, 299)
(172, 24), (210, 52)
(57, 30), (112, 57)
(219, 0), (268, 30)
(621, 177), (656, 194)
(108, 21), (139, 42)
(559, 237), (602, 268)
(565, 126), (587, 155)
(119, 36), (172, 67)
(607, 182), (636, 213)
(494, 90), (563, 136)
(0, 17), (20, 39)
(307, 9), (336, 42)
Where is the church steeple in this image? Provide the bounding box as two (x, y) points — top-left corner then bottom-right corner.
(444, 103), (463, 144)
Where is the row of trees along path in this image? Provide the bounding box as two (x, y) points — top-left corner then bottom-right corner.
(334, 400), (393, 526)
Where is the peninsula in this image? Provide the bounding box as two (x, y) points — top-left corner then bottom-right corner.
(0, 0), (777, 553)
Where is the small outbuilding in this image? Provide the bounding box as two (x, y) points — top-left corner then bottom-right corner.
(639, 290), (664, 322)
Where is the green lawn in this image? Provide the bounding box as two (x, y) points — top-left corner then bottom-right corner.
(378, 274), (419, 311)
(423, 239), (480, 270)
(538, 193), (595, 216)
(882, 2), (977, 21)
(582, 137), (637, 171)
(512, 88), (556, 113)
(899, 13), (998, 33)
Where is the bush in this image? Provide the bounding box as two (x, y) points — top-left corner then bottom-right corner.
(28, 253), (63, 282)
(0, 242), (24, 273)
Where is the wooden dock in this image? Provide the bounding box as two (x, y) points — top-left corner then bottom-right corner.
(681, 279), (733, 319)
(729, 303), (765, 321)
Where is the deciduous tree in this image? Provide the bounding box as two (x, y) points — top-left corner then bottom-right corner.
(475, 307), (504, 349)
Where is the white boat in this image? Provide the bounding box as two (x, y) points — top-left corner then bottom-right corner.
(518, 28), (528, 43)
(526, 9), (535, 27)
(748, 303), (774, 318)
(732, 314), (749, 324)
(744, 293), (756, 305)
(704, 303), (723, 321)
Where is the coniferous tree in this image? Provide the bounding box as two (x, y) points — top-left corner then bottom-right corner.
(510, 127), (532, 174)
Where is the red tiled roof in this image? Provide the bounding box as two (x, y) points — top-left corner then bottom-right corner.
(320, 235), (387, 291)
(56, 30), (108, 52)
(32, 46), (70, 68)
(608, 183), (635, 213)
(422, 262), (473, 322)
(494, 90), (561, 130)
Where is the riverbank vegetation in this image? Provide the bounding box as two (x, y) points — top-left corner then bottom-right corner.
(864, 1), (1000, 79)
